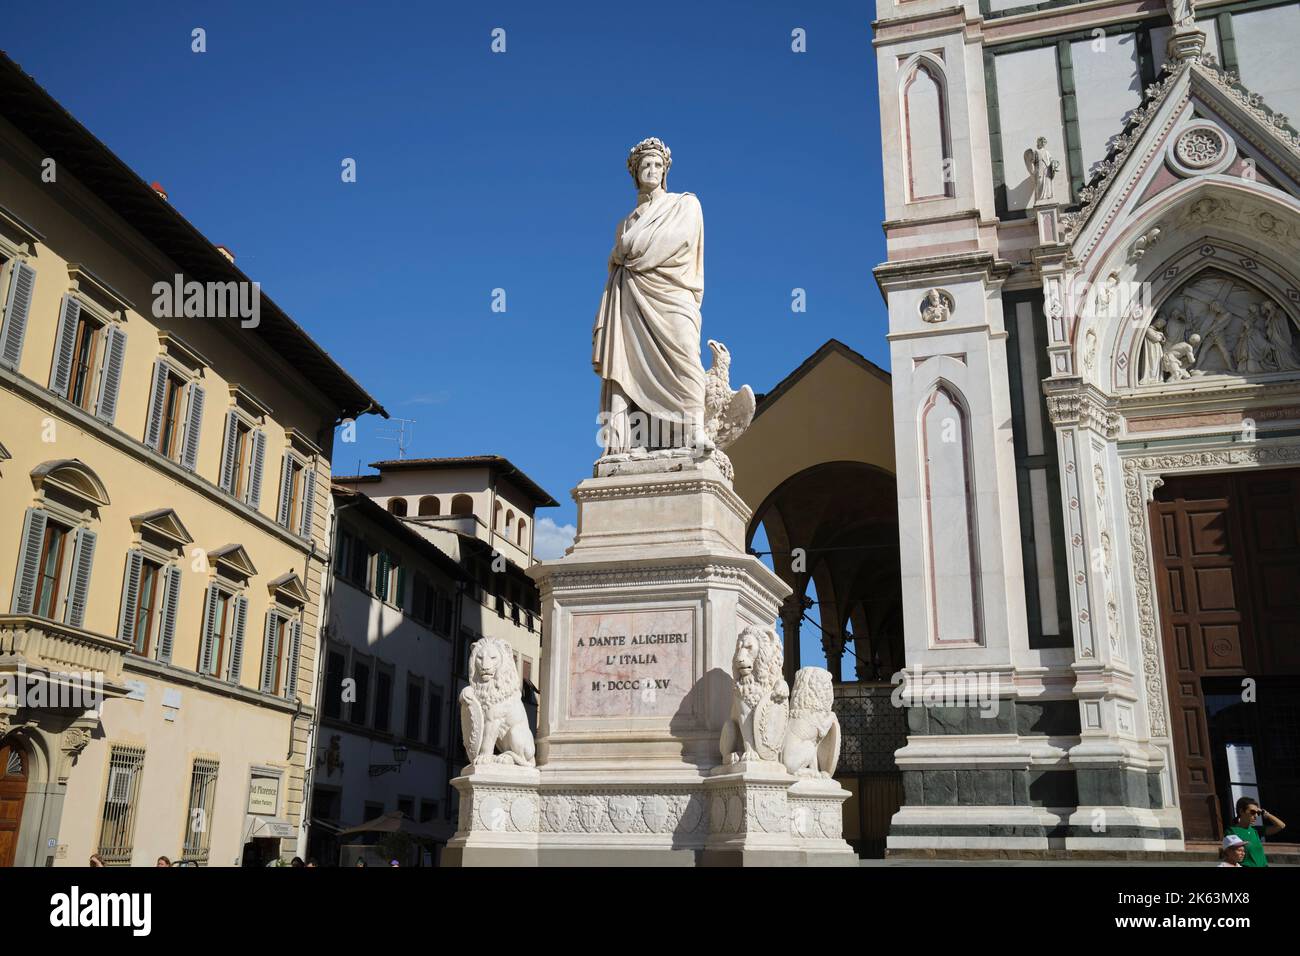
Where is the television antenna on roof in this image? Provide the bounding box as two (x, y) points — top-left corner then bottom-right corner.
(376, 418), (417, 460)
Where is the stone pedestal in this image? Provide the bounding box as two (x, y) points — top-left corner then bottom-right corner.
(1166, 24), (1206, 64)
(702, 760), (801, 866)
(445, 450), (857, 865)
(443, 763), (540, 867)
(789, 777), (858, 865)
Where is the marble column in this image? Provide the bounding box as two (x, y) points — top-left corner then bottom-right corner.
(778, 593), (811, 684)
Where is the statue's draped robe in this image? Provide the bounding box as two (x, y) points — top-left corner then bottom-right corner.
(592, 191), (707, 424)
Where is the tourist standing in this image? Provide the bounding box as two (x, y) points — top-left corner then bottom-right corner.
(1226, 797), (1287, 867)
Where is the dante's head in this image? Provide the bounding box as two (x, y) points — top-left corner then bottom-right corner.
(628, 137), (672, 191)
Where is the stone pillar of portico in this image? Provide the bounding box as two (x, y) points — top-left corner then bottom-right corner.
(778, 593), (811, 685)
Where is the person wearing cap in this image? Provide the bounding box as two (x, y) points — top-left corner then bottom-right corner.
(1218, 833), (1246, 867)
(1226, 796), (1287, 868)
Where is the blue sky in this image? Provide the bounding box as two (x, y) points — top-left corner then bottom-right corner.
(8, 1), (887, 671)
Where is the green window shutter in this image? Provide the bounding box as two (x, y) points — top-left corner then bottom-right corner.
(396, 565), (408, 609)
(143, 359), (169, 449)
(49, 295), (81, 397)
(11, 507), (48, 614)
(198, 585), (219, 675)
(65, 527), (97, 627)
(94, 325), (128, 424)
(180, 382), (205, 471)
(157, 565), (181, 663)
(228, 595), (248, 683)
(299, 468), (317, 539)
(260, 612), (278, 693)
(276, 452), (294, 527)
(247, 429), (267, 508)
(376, 552), (390, 600)
(285, 619), (302, 699)
(0, 260), (36, 370)
(218, 410), (240, 493)
(117, 550), (145, 648)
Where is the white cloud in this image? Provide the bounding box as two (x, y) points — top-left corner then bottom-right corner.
(533, 516), (576, 559)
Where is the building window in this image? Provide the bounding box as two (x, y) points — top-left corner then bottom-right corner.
(437, 594), (454, 636)
(144, 360), (204, 469)
(277, 452), (317, 538)
(337, 529), (370, 587)
(427, 685), (443, 748)
(450, 494), (473, 516)
(33, 517), (70, 620)
(397, 796), (414, 819)
(0, 257), (36, 372)
(388, 497), (408, 517)
(418, 496), (439, 517)
(66, 307), (103, 409)
(374, 669), (393, 733)
(505, 509), (515, 539)
(97, 745), (146, 866)
(12, 507), (98, 629)
(405, 682), (423, 740)
(372, 552), (392, 602)
(323, 650), (346, 719)
(260, 611), (302, 698)
(199, 585), (248, 683)
(219, 412), (266, 507)
(521, 656), (533, 687)
(351, 659), (371, 727)
(48, 296), (128, 425)
(901, 57), (954, 202)
(117, 552), (182, 662)
(517, 518), (527, 548)
(419, 799), (437, 823)
(413, 574), (435, 627)
(180, 757), (219, 865)
(364, 801), (384, 821)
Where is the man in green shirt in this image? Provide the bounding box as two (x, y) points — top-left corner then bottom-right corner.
(1226, 797), (1288, 867)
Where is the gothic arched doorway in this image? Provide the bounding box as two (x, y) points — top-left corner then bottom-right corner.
(0, 737), (29, 867)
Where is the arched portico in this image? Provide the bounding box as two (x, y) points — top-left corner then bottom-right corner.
(746, 461), (903, 683)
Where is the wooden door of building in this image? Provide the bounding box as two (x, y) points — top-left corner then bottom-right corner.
(1150, 468), (1300, 842)
(0, 739), (29, 867)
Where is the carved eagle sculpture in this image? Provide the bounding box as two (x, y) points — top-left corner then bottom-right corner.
(704, 339), (756, 450)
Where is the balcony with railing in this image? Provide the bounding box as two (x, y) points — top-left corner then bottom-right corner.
(0, 614), (131, 702)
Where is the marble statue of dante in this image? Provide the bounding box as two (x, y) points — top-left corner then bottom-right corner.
(592, 137), (709, 454)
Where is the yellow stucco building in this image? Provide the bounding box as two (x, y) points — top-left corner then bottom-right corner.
(0, 53), (383, 867)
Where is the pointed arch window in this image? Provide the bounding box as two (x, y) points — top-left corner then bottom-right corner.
(902, 58), (954, 202)
(919, 384), (981, 645)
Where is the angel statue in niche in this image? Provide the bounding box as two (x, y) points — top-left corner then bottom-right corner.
(1024, 137), (1060, 207)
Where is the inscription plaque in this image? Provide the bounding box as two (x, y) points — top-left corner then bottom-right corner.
(568, 608), (695, 718)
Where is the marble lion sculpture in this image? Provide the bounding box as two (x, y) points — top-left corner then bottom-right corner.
(459, 637), (536, 768)
(720, 625), (789, 765)
(781, 667), (841, 778)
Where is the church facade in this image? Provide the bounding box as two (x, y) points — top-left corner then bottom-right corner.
(872, 0), (1300, 854)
